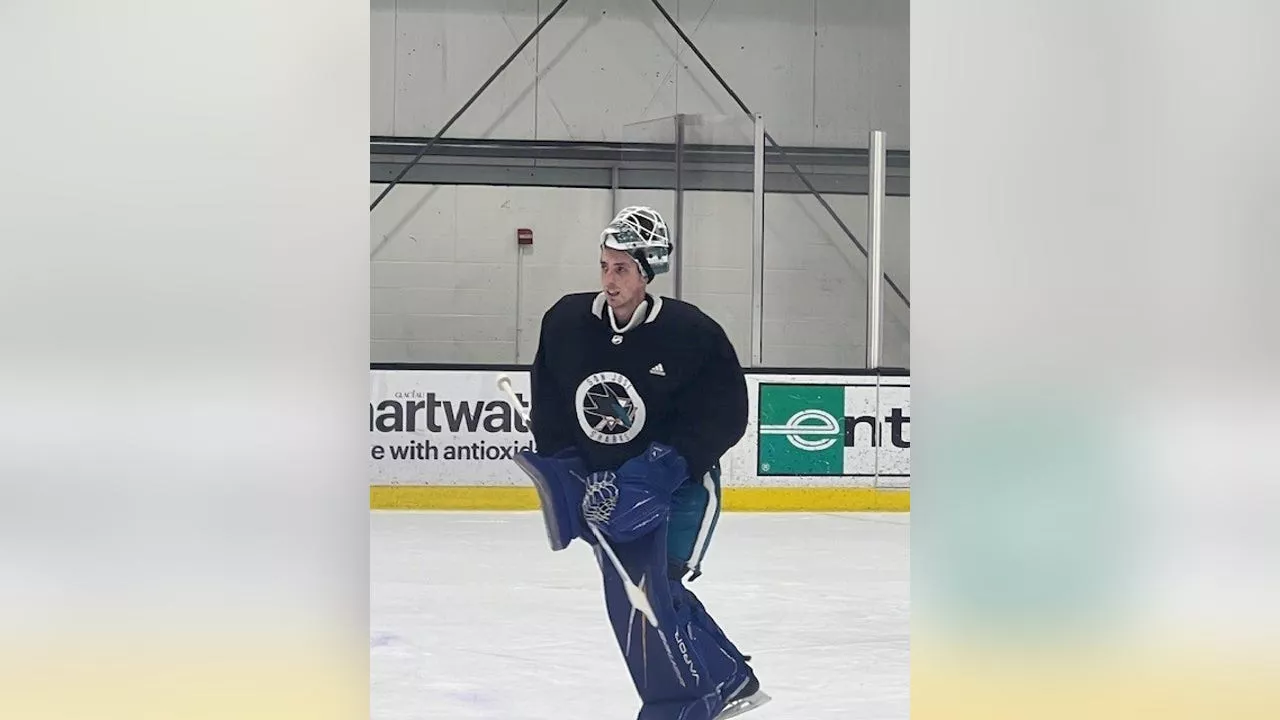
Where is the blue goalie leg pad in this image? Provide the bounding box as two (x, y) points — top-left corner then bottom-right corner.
(595, 520), (753, 720)
(512, 449), (589, 551)
(673, 584), (757, 707)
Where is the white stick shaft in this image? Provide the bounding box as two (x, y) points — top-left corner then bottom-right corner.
(496, 374), (531, 425)
(589, 523), (659, 627)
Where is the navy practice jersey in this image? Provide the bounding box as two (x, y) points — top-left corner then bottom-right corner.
(530, 291), (748, 480)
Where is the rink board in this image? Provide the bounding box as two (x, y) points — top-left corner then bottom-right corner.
(369, 366), (910, 511)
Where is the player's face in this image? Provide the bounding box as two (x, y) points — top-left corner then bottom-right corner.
(600, 247), (647, 320)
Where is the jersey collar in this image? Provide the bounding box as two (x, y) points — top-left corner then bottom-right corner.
(591, 292), (664, 333)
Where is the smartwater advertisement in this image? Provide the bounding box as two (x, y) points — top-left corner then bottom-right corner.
(369, 370), (536, 486)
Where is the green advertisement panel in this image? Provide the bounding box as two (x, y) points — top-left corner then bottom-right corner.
(757, 384), (846, 475)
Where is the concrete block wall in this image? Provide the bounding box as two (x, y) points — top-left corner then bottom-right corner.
(371, 184), (909, 368)
(371, 0), (909, 149)
(763, 193), (910, 368)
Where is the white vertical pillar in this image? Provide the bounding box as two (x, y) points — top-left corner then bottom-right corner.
(866, 130), (886, 369)
(673, 114), (685, 300)
(514, 243), (525, 363)
(750, 113), (766, 367)
(610, 164), (620, 215)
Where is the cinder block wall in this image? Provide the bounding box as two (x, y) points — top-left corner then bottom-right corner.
(371, 184), (909, 368)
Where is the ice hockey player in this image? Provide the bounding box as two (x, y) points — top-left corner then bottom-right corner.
(512, 206), (770, 719)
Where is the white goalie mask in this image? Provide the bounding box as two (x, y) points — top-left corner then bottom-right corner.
(600, 206), (673, 282)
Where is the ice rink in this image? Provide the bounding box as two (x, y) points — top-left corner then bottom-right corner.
(372, 511), (909, 719)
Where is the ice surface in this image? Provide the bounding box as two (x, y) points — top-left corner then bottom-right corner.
(372, 511), (908, 719)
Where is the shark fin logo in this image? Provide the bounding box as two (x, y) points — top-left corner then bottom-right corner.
(575, 371), (647, 445)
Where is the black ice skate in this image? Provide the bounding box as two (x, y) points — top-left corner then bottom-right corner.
(716, 671), (771, 719)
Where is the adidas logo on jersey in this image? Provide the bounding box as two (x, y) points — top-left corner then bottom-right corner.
(649, 363), (666, 376)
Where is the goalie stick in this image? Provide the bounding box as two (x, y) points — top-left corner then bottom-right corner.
(496, 374), (660, 628)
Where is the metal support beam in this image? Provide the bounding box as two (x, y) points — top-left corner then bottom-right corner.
(648, 0), (909, 309)
(371, 137), (910, 196)
(372, 136), (911, 169)
(369, 0), (571, 212)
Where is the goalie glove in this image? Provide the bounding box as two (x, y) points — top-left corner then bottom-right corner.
(581, 442), (689, 543)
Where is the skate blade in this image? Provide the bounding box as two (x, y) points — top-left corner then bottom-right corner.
(715, 689), (772, 719)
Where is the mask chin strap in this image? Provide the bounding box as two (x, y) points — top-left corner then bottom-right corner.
(630, 251), (655, 283)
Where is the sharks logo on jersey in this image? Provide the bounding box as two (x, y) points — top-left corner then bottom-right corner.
(574, 371), (648, 445)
